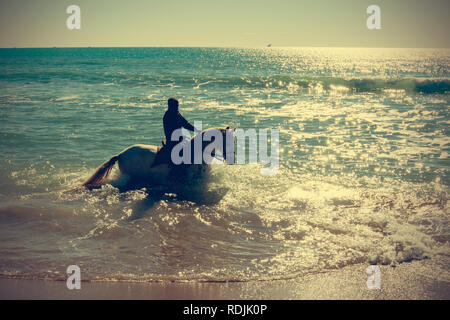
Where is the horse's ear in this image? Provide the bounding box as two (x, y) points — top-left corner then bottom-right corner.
(226, 126), (230, 130)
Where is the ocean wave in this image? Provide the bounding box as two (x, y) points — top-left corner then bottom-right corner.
(190, 76), (450, 94)
(0, 166), (446, 283)
(2, 69), (448, 94)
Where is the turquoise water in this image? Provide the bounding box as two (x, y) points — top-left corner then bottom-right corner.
(0, 47), (449, 282)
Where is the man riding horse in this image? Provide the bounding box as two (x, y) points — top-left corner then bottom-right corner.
(81, 98), (234, 189)
(152, 98), (199, 168)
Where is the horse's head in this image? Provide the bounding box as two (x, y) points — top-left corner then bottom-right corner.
(221, 126), (236, 164)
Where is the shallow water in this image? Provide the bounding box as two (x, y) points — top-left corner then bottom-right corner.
(0, 47), (449, 282)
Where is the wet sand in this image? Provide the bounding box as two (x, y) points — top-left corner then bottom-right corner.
(1, 259), (449, 300)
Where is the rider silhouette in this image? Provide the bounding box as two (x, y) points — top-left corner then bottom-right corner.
(152, 98), (198, 168)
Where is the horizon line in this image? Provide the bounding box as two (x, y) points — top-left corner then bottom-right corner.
(1, 45), (450, 50)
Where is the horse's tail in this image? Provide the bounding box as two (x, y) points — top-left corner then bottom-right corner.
(82, 154), (120, 188)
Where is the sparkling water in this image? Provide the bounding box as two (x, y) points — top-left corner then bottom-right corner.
(0, 47), (448, 281)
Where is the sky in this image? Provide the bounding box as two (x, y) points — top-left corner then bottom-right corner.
(0, 0), (449, 48)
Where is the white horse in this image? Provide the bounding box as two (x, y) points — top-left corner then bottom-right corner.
(81, 127), (234, 189)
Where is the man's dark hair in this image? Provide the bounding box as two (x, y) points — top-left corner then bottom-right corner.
(168, 98), (179, 110)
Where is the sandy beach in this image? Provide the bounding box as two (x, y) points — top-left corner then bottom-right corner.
(1, 259), (448, 300)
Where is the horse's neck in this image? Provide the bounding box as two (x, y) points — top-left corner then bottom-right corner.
(187, 129), (223, 164)
(189, 129), (222, 149)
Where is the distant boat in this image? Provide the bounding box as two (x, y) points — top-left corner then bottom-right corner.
(267, 44), (272, 47)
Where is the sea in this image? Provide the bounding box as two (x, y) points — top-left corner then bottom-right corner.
(0, 47), (449, 282)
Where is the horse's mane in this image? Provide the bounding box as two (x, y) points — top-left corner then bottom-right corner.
(161, 127), (227, 147)
(190, 127), (227, 142)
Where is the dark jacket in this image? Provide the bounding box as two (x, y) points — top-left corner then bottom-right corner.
(163, 110), (195, 144)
